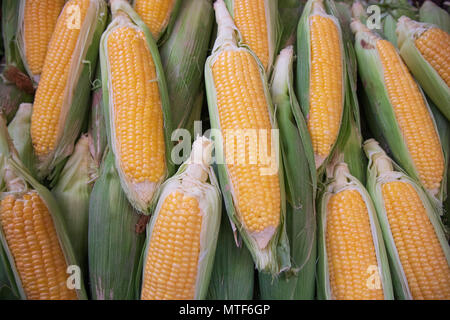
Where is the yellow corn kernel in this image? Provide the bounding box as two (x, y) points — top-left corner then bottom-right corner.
(382, 181), (450, 300)
(326, 189), (384, 300)
(377, 39), (444, 191)
(24, 0), (65, 75)
(141, 192), (201, 300)
(0, 192), (77, 300)
(31, 0), (90, 156)
(212, 49), (280, 240)
(307, 14), (343, 160)
(107, 25), (165, 184)
(415, 28), (450, 87)
(233, 0), (269, 70)
(134, 0), (175, 39)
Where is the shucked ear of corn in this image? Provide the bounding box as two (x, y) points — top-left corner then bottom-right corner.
(205, 0), (289, 274)
(16, 0), (65, 83)
(419, 1), (450, 33)
(317, 161), (393, 300)
(30, 0), (107, 181)
(159, 0), (214, 130)
(140, 136), (221, 300)
(352, 20), (446, 201)
(297, 0), (347, 170)
(0, 116), (87, 300)
(223, 0), (279, 74)
(52, 135), (98, 281)
(258, 46), (317, 300)
(132, 0), (181, 44)
(364, 139), (450, 300)
(100, 0), (174, 214)
(88, 151), (145, 300)
(396, 16), (450, 121)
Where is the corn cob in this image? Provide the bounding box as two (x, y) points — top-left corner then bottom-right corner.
(419, 1), (450, 33)
(258, 46), (317, 299)
(100, 0), (173, 214)
(133, 0), (181, 43)
(159, 0), (214, 130)
(16, 0), (65, 82)
(0, 116), (86, 300)
(140, 137), (221, 300)
(52, 135), (98, 278)
(352, 20), (445, 198)
(224, 0), (278, 73)
(297, 0), (345, 169)
(317, 161), (393, 300)
(205, 0), (288, 274)
(88, 152), (145, 300)
(30, 0), (107, 181)
(396, 16), (450, 121)
(364, 139), (450, 300)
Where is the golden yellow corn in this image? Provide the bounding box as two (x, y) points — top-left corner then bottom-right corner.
(107, 25), (165, 185)
(23, 0), (65, 75)
(141, 191), (201, 300)
(326, 189), (384, 300)
(381, 181), (450, 300)
(307, 13), (343, 162)
(31, 0), (90, 157)
(212, 50), (280, 242)
(415, 27), (450, 87)
(232, 0), (269, 70)
(0, 191), (77, 300)
(134, 0), (175, 39)
(376, 39), (444, 191)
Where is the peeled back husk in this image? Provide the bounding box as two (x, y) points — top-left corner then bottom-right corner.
(88, 151), (145, 300)
(258, 46), (317, 300)
(139, 137), (221, 299)
(159, 0), (214, 130)
(419, 1), (450, 33)
(204, 0), (290, 274)
(0, 116), (88, 300)
(32, 0), (108, 181)
(363, 139), (450, 299)
(396, 16), (450, 121)
(316, 161), (393, 300)
(100, 0), (174, 214)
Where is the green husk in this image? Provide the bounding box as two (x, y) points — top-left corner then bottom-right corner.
(224, 0), (280, 73)
(0, 116), (88, 300)
(52, 135), (98, 279)
(207, 196), (255, 300)
(205, 0), (289, 274)
(352, 20), (446, 200)
(7, 103), (35, 175)
(88, 64), (107, 167)
(131, 0), (182, 45)
(383, 14), (398, 47)
(278, 0), (304, 48)
(396, 17), (450, 121)
(296, 0), (349, 171)
(316, 161), (394, 300)
(419, 0), (450, 33)
(100, 0), (174, 214)
(363, 139), (450, 299)
(258, 46), (316, 300)
(88, 151), (145, 300)
(34, 0), (108, 182)
(0, 243), (20, 299)
(139, 137), (221, 299)
(159, 0), (214, 130)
